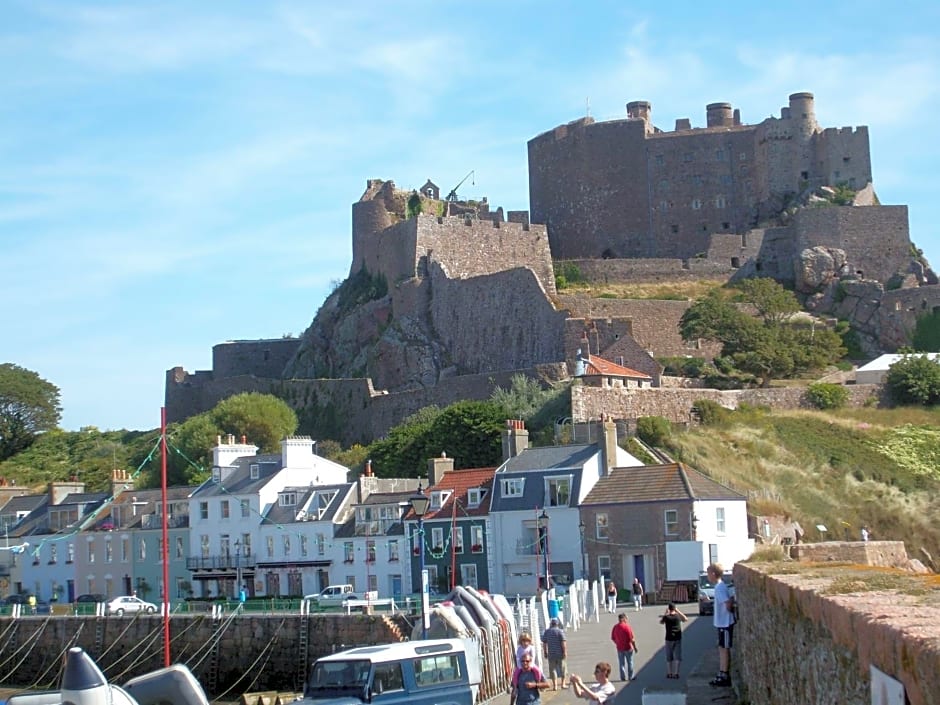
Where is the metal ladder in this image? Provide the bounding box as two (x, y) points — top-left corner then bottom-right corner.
(94, 615), (105, 655)
(295, 611), (310, 691)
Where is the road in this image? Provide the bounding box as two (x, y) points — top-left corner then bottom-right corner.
(542, 601), (716, 705)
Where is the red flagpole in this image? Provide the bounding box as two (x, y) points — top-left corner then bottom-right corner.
(161, 407), (171, 667)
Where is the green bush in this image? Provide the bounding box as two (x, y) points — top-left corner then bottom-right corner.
(636, 416), (672, 447)
(693, 399), (731, 425)
(806, 383), (849, 410)
(886, 355), (940, 406)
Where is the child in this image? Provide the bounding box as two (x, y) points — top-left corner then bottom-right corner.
(516, 632), (535, 668)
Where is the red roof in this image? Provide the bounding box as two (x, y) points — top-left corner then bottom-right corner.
(583, 354), (651, 380)
(421, 467), (496, 520)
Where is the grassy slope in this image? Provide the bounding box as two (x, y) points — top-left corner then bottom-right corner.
(667, 405), (940, 569)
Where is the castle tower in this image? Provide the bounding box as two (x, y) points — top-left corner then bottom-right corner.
(788, 92), (818, 138)
(706, 102), (734, 128)
(626, 101), (652, 132)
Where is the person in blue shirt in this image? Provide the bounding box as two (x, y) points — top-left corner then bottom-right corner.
(707, 563), (735, 687)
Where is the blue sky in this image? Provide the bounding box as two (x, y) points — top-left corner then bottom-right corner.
(3, 1), (939, 432)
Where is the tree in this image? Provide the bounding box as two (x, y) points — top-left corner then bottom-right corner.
(736, 277), (800, 325)
(212, 393), (298, 452)
(0, 363), (62, 461)
(885, 355), (940, 405)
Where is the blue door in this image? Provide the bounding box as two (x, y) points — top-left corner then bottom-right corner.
(633, 554), (645, 587)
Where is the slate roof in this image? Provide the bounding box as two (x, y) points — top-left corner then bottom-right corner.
(582, 463), (746, 505)
(490, 445), (600, 512)
(582, 354), (652, 380)
(500, 444), (598, 473)
(263, 483), (352, 526)
(191, 454), (282, 497)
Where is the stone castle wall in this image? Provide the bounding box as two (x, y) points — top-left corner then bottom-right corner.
(0, 612), (407, 698)
(212, 338), (302, 380)
(735, 559), (940, 705)
(571, 383), (883, 424)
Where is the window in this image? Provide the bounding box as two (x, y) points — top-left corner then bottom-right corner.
(67, 543), (75, 563)
(692, 199), (703, 210)
(344, 542), (354, 562)
(279, 492), (297, 507)
(715, 195), (726, 209)
(220, 500), (230, 519)
(471, 525), (484, 553)
(430, 491), (451, 509)
(240, 500), (250, 518)
(683, 152), (693, 162)
(201, 535), (210, 558)
(121, 538), (129, 562)
(466, 488), (485, 507)
(716, 507), (726, 534)
(139, 538), (146, 560)
(453, 528), (464, 554)
(317, 533), (325, 555)
(501, 478), (524, 498)
(715, 149), (726, 161)
(373, 662), (404, 693)
(739, 152), (747, 161)
(671, 224), (679, 234)
(300, 535), (308, 557)
(664, 509), (679, 536)
(655, 154), (664, 166)
(414, 654), (462, 687)
(431, 527), (444, 550)
(282, 535), (291, 556)
(266, 536), (275, 557)
(199, 502), (208, 520)
(50, 544), (57, 564)
(596, 513), (609, 540)
(597, 555), (611, 579)
(366, 540), (376, 562)
(546, 477), (571, 507)
(87, 541), (95, 563)
(250, 464), (259, 479)
(176, 536), (184, 559)
(460, 563), (479, 588)
(388, 539), (400, 562)
(105, 540), (112, 563)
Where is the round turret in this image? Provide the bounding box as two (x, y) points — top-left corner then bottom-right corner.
(626, 101), (651, 121)
(706, 102), (733, 127)
(788, 92), (817, 137)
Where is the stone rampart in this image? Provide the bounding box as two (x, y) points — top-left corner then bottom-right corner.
(0, 612), (408, 698)
(213, 339), (302, 380)
(735, 558), (940, 705)
(571, 384), (882, 424)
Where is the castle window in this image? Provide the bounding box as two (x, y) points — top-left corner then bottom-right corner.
(834, 171), (840, 179)
(692, 174), (703, 186)
(659, 200), (669, 211)
(720, 174), (732, 185)
(659, 178), (669, 190)
(701, 223), (709, 232)
(671, 224), (679, 234)
(843, 156), (851, 164)
(723, 222), (731, 230)
(683, 152), (693, 162)
(739, 152), (747, 161)
(715, 196), (726, 209)
(715, 149), (726, 161)
(731, 257), (740, 268)
(655, 154), (664, 166)
(692, 199), (703, 210)
(801, 170), (809, 180)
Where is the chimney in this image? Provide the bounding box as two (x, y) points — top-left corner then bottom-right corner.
(501, 419), (529, 462)
(427, 452), (454, 487)
(600, 414), (618, 476)
(111, 468), (134, 498)
(364, 459), (374, 477)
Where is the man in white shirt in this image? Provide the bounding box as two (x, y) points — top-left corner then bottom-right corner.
(707, 563), (735, 687)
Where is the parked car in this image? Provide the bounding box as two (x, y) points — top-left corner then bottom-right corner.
(304, 584), (359, 606)
(697, 571), (735, 616)
(75, 593), (107, 603)
(107, 595), (158, 616)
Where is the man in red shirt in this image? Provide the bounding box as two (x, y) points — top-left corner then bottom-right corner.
(610, 613), (638, 682)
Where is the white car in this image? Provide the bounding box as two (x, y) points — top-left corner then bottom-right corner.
(107, 595), (158, 616)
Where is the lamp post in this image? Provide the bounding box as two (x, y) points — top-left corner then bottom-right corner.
(578, 520), (587, 579)
(409, 485), (430, 639)
(234, 539), (243, 600)
(539, 509), (550, 590)
(691, 514), (699, 541)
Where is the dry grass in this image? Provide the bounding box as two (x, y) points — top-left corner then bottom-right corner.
(563, 279), (727, 301)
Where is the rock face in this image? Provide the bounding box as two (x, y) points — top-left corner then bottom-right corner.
(795, 246), (848, 293)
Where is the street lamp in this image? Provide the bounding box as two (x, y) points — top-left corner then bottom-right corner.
(234, 539), (243, 601)
(409, 484), (430, 639)
(578, 520), (587, 579)
(691, 514), (699, 541)
(538, 509), (550, 590)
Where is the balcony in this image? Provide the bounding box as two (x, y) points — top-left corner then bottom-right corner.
(186, 553), (257, 571)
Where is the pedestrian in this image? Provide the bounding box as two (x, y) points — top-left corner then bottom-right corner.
(606, 581), (617, 613)
(861, 526), (869, 542)
(516, 632), (535, 669)
(569, 662), (616, 703)
(659, 602), (688, 679)
(631, 578), (644, 611)
(541, 617), (568, 690)
(509, 652), (549, 705)
(610, 612), (638, 682)
(706, 563), (735, 687)
(27, 594), (37, 615)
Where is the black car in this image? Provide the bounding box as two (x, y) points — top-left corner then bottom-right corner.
(75, 593), (107, 603)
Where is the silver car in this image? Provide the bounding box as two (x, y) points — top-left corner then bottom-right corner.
(107, 595), (158, 616)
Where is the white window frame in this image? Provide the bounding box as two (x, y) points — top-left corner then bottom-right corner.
(460, 563), (479, 588)
(470, 525), (484, 553)
(664, 509), (679, 536)
(250, 463), (260, 479)
(596, 513), (609, 540)
(501, 478), (524, 498)
(545, 476), (571, 507)
(467, 488), (485, 507)
(597, 555), (611, 579)
(431, 527), (445, 550)
(716, 507), (726, 534)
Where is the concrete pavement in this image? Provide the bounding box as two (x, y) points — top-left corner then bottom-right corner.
(537, 600), (732, 705)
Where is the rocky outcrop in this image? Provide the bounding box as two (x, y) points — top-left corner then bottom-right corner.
(795, 246), (848, 293)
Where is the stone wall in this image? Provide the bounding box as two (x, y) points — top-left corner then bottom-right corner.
(571, 384), (882, 424)
(212, 338), (302, 380)
(735, 557), (940, 705)
(0, 612), (408, 697)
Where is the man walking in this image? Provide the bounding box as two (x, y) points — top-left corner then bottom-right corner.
(610, 613), (638, 682)
(631, 578), (644, 611)
(707, 563), (735, 687)
(541, 617), (568, 690)
(509, 653), (550, 705)
(659, 602), (688, 679)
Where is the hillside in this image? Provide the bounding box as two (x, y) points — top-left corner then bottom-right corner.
(664, 405), (940, 567)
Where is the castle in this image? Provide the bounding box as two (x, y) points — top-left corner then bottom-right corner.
(166, 92), (939, 447)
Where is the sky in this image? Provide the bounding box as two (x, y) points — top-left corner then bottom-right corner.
(3, 1), (939, 432)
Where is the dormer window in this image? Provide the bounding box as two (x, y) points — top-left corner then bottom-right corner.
(279, 492), (297, 507)
(501, 478), (524, 498)
(467, 488), (486, 507)
(430, 490), (451, 509)
(545, 477), (571, 507)
(250, 464), (260, 479)
(211, 467), (221, 483)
